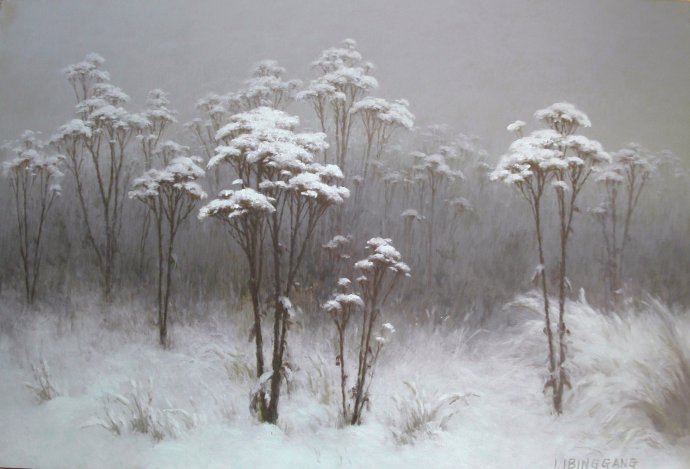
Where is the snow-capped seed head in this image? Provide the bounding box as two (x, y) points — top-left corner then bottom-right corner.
(350, 96), (415, 131)
(198, 188), (275, 221)
(506, 120), (526, 134)
(323, 299), (342, 314)
(336, 278), (351, 292)
(130, 156), (206, 202)
(534, 102), (591, 134)
(334, 293), (364, 309)
(563, 135), (610, 165)
(401, 208), (421, 221)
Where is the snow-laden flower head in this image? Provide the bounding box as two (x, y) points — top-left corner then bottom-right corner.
(295, 81), (345, 104)
(507, 120), (526, 134)
(534, 102), (591, 135)
(613, 143), (656, 173)
(312, 38), (366, 73)
(350, 97), (415, 131)
(88, 104), (150, 134)
(2, 134), (65, 192)
(51, 119), (92, 145)
(321, 67), (378, 94)
(490, 130), (562, 185)
(215, 107), (299, 142)
(375, 322), (396, 345)
(563, 135), (610, 167)
(287, 170), (350, 205)
(400, 208), (422, 221)
(322, 285), (363, 316)
(252, 60), (286, 79)
(144, 89), (177, 126)
(596, 143), (655, 185)
(301, 39), (378, 109)
(355, 237), (410, 277)
(198, 188), (275, 221)
(422, 153), (464, 181)
(155, 140), (190, 164)
(287, 168), (350, 205)
(62, 53), (110, 87)
(196, 92), (234, 119)
(323, 235), (351, 251)
(334, 293), (365, 309)
(240, 60), (301, 109)
(130, 156), (206, 202)
(92, 83), (130, 106)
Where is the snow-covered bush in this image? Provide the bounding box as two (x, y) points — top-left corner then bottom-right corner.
(389, 381), (474, 445)
(1, 131), (64, 304)
(323, 237), (410, 425)
(24, 358), (60, 403)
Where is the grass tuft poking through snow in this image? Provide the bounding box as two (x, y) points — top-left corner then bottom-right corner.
(85, 378), (199, 442)
(389, 381), (476, 445)
(24, 358), (60, 403)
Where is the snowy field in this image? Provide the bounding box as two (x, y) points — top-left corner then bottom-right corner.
(1, 294), (689, 469)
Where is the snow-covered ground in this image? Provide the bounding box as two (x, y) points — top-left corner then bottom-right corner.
(1, 294), (689, 469)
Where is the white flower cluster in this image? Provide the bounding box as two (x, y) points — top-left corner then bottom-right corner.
(2, 131), (64, 193)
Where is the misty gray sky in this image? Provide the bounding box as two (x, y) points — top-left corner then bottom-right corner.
(1, 0), (689, 160)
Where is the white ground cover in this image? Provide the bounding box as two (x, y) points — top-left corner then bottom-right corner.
(1, 293), (689, 468)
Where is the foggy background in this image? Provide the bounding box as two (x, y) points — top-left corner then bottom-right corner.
(0, 0), (688, 316)
(1, 0), (689, 161)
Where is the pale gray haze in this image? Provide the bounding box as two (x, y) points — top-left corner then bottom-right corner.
(1, 0), (689, 160)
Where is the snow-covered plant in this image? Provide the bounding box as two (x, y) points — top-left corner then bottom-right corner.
(389, 381), (474, 445)
(139, 89), (177, 169)
(53, 53), (150, 301)
(323, 282), (364, 421)
(491, 102), (609, 414)
(323, 237), (409, 425)
(506, 120), (526, 138)
(187, 60), (299, 167)
(199, 106), (348, 424)
(592, 143), (656, 306)
(130, 145), (206, 347)
(238, 60), (301, 111)
(414, 149), (464, 284)
(400, 208), (422, 257)
(350, 97), (414, 177)
(88, 379), (197, 441)
(2, 131), (63, 304)
(134, 89), (178, 274)
(24, 357), (60, 403)
(380, 170), (402, 235)
(297, 38), (378, 170)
